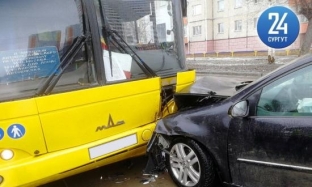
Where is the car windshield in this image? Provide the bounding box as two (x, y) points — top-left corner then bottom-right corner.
(96, 0), (186, 77)
(0, 0), (87, 101)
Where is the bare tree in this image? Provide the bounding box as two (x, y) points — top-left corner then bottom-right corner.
(292, 0), (312, 56)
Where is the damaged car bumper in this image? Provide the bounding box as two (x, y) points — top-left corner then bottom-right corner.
(144, 131), (171, 175)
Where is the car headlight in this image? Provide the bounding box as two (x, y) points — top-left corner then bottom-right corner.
(1, 149), (14, 160)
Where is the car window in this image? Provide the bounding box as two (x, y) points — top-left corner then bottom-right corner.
(257, 65), (312, 116)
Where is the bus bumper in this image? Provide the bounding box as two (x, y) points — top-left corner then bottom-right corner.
(0, 123), (155, 187)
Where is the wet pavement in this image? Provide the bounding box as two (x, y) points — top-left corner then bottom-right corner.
(41, 155), (225, 187)
(42, 156), (176, 187)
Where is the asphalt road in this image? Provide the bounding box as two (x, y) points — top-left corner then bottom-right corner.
(42, 156), (176, 187)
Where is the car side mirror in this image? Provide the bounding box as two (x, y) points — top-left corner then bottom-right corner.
(230, 100), (249, 117)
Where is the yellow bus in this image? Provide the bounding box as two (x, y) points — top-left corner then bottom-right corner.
(0, 0), (194, 186)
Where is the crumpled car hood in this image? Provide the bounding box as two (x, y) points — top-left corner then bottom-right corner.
(174, 76), (251, 110)
(181, 75), (251, 96)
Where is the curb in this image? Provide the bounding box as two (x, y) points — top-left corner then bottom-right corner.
(186, 50), (300, 58)
(186, 55), (297, 61)
(196, 70), (264, 77)
(186, 56), (268, 59)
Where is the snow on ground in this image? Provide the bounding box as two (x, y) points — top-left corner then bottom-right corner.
(186, 55), (298, 76)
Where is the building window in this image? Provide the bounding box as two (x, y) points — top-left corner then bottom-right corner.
(235, 20), (242, 31)
(184, 26), (188, 37)
(158, 1), (166, 6)
(234, 0), (242, 8)
(300, 15), (308, 23)
(254, 17), (258, 29)
(193, 4), (202, 15)
(218, 0), (224, 11)
(156, 23), (166, 42)
(218, 23), (224, 33)
(193, 25), (202, 36)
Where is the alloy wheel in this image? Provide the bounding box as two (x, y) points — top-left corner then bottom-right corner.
(169, 143), (201, 186)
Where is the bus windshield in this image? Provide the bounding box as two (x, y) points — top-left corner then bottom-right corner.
(0, 0), (95, 101)
(96, 0), (186, 78)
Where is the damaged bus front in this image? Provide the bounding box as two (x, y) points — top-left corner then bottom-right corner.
(0, 0), (194, 186)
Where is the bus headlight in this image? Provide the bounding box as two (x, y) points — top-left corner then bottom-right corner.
(1, 149), (14, 160)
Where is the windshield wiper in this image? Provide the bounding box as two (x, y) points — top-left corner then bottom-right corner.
(36, 35), (89, 95)
(102, 27), (157, 77)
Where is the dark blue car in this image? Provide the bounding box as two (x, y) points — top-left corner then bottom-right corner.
(144, 54), (312, 187)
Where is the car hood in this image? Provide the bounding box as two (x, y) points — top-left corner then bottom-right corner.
(174, 76), (252, 110)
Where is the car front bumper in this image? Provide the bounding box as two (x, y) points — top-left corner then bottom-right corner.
(144, 132), (172, 175)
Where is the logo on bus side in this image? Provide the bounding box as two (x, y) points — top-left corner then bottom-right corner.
(95, 114), (125, 132)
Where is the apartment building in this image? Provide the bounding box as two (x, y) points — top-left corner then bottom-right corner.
(185, 0), (307, 55)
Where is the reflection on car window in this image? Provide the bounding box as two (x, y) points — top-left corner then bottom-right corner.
(257, 65), (312, 116)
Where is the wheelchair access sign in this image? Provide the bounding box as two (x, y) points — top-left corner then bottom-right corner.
(257, 6), (300, 49)
(7, 124), (25, 139)
(0, 128), (4, 140)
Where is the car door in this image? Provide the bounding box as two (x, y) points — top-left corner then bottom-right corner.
(228, 64), (312, 187)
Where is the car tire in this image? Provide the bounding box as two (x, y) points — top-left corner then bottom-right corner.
(165, 138), (215, 187)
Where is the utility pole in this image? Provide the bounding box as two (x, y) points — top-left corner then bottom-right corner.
(267, 0), (275, 63)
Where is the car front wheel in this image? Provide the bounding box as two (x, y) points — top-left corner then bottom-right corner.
(166, 138), (215, 187)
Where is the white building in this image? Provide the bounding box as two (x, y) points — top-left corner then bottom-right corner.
(185, 0), (305, 55)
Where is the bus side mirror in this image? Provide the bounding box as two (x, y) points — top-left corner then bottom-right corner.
(181, 0), (187, 17)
